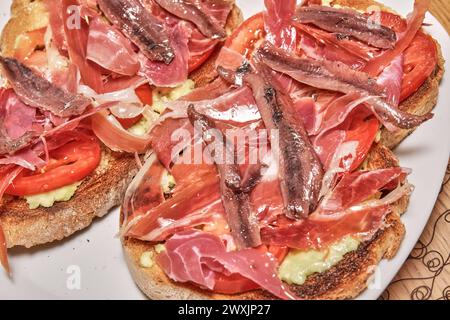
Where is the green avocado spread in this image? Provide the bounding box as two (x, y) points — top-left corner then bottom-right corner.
(24, 181), (82, 209)
(279, 237), (360, 285)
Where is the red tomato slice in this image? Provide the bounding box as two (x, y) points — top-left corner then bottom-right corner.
(5, 138), (101, 196)
(116, 116), (143, 129)
(224, 13), (265, 58)
(213, 245), (288, 295)
(135, 83), (153, 106)
(345, 113), (380, 172)
(213, 272), (260, 295)
(400, 31), (437, 102)
(367, 12), (436, 101)
(188, 46), (217, 73)
(268, 245), (289, 261)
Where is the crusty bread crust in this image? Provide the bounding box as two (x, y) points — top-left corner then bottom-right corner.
(122, 143), (409, 300)
(0, 149), (138, 248)
(0, 0), (243, 249)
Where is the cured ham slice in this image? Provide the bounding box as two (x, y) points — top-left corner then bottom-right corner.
(87, 17), (140, 76)
(90, 111), (152, 153)
(150, 85), (259, 168)
(313, 107), (379, 173)
(124, 163), (223, 241)
(262, 173), (411, 249)
(141, 0), (221, 67)
(319, 167), (409, 213)
(314, 92), (374, 137)
(264, 0), (297, 51)
(157, 230), (296, 300)
(44, 0), (67, 53)
(363, 0), (431, 76)
(139, 22), (191, 87)
(296, 23), (378, 69)
(261, 205), (391, 250)
(377, 54), (403, 107)
(62, 0), (104, 94)
(256, 42), (432, 130)
(295, 5), (396, 49)
(0, 89), (36, 154)
(98, 0), (174, 64)
(0, 147), (46, 171)
(0, 57), (91, 118)
(154, 0), (227, 39)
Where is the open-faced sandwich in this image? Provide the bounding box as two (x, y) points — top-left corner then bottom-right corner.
(120, 0), (444, 299)
(0, 0), (243, 272)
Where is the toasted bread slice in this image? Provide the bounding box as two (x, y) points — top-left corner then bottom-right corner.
(1, 149), (137, 248)
(121, 0), (443, 300)
(122, 143), (409, 300)
(0, 1), (243, 248)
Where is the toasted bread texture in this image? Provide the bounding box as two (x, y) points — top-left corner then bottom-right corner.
(0, 0), (243, 248)
(0, 149), (138, 248)
(122, 143), (409, 300)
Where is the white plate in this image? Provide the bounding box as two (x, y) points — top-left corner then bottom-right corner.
(0, 0), (449, 300)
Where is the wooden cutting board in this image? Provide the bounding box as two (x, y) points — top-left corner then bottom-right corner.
(382, 0), (449, 300)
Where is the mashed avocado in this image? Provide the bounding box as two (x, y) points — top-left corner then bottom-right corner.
(279, 237), (360, 285)
(127, 80), (195, 136)
(152, 80), (195, 114)
(128, 116), (153, 136)
(24, 181), (82, 209)
(160, 170), (176, 194)
(155, 244), (166, 254)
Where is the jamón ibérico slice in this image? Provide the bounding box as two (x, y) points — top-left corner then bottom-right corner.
(150, 85), (259, 168)
(139, 22), (191, 87)
(313, 107), (379, 173)
(157, 230), (296, 300)
(0, 89), (36, 150)
(44, 0), (67, 53)
(261, 205), (391, 250)
(295, 23), (378, 69)
(124, 163), (222, 241)
(363, 0), (431, 76)
(377, 54), (404, 107)
(98, 0), (174, 64)
(319, 167), (410, 213)
(141, 0), (220, 72)
(264, 0), (297, 51)
(62, 0), (104, 93)
(86, 16), (140, 76)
